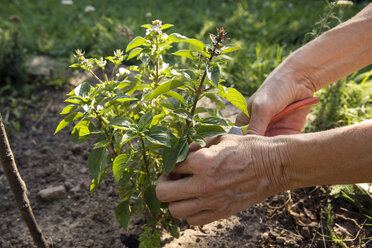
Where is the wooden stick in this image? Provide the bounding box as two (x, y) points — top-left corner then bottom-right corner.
(0, 114), (49, 248)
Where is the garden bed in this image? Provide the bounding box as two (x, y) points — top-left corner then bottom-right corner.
(0, 86), (371, 248)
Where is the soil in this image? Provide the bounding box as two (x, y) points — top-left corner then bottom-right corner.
(0, 84), (371, 248)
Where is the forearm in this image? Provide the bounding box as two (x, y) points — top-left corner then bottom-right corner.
(285, 3), (372, 91)
(277, 121), (372, 190)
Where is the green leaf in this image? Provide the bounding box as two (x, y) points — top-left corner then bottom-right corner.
(109, 117), (136, 131)
(71, 119), (95, 144)
(144, 185), (161, 215)
(200, 117), (228, 126)
(138, 111), (153, 130)
(141, 24), (152, 29)
(217, 86), (249, 117)
(138, 227), (161, 248)
(168, 33), (205, 52)
(64, 96), (85, 105)
(149, 79), (185, 100)
(172, 50), (194, 60)
(192, 136), (206, 147)
(105, 95), (138, 107)
(169, 225), (180, 238)
(161, 24), (174, 30)
(59, 105), (78, 115)
(206, 63), (221, 88)
(146, 126), (172, 147)
(69, 63), (80, 68)
(87, 147), (107, 182)
(196, 125), (226, 138)
(55, 112), (84, 134)
(121, 132), (138, 145)
(74, 82), (92, 98)
(163, 138), (189, 175)
(221, 46), (240, 54)
(127, 47), (143, 60)
(172, 109), (192, 121)
(113, 154), (130, 186)
(126, 36), (149, 52)
(165, 91), (186, 105)
(115, 201), (131, 229)
(203, 93), (225, 108)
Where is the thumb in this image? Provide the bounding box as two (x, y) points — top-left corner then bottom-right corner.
(246, 104), (272, 135)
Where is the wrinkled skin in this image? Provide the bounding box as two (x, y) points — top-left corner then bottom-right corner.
(156, 134), (288, 226)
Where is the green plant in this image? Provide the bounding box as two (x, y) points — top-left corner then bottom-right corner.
(55, 20), (246, 246)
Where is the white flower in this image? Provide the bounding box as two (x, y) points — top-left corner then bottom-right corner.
(116, 67), (131, 78)
(61, 0), (73, 5)
(145, 12), (152, 18)
(85, 5), (96, 13)
(335, 0), (353, 7)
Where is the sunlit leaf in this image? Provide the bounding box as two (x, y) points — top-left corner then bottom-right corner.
(75, 82), (92, 98)
(206, 63), (221, 88)
(138, 111), (153, 130)
(221, 46), (240, 54)
(59, 105), (78, 115)
(168, 33), (205, 52)
(161, 24), (174, 30)
(126, 36), (149, 52)
(218, 86), (249, 117)
(172, 50), (194, 60)
(141, 24), (152, 29)
(109, 117), (136, 131)
(127, 47), (143, 60)
(105, 95), (138, 107)
(71, 119), (95, 144)
(55, 112), (84, 134)
(149, 79), (184, 100)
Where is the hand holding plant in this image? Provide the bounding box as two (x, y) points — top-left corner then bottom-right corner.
(55, 20), (246, 246)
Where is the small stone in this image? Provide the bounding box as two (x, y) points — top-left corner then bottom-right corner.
(196, 238), (201, 243)
(24, 149), (33, 157)
(261, 232), (269, 240)
(38, 185), (66, 200)
(79, 167), (88, 174)
(71, 210), (80, 218)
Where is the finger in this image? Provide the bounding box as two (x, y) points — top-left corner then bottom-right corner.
(156, 174), (198, 202)
(168, 198), (206, 218)
(235, 111), (250, 127)
(246, 103), (272, 135)
(189, 142), (201, 152)
(186, 210), (226, 226)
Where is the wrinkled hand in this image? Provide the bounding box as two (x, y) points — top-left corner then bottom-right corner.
(156, 135), (288, 225)
(235, 68), (315, 136)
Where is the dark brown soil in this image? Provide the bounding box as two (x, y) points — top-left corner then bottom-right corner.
(0, 87), (371, 248)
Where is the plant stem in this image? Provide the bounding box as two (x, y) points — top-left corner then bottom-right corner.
(0, 114), (49, 248)
(139, 134), (151, 186)
(318, 2), (336, 37)
(88, 69), (105, 85)
(186, 47), (217, 128)
(93, 108), (118, 156)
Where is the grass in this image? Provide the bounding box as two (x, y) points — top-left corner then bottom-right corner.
(0, 1), (366, 85)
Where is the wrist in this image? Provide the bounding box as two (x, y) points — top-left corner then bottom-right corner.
(247, 136), (291, 196)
